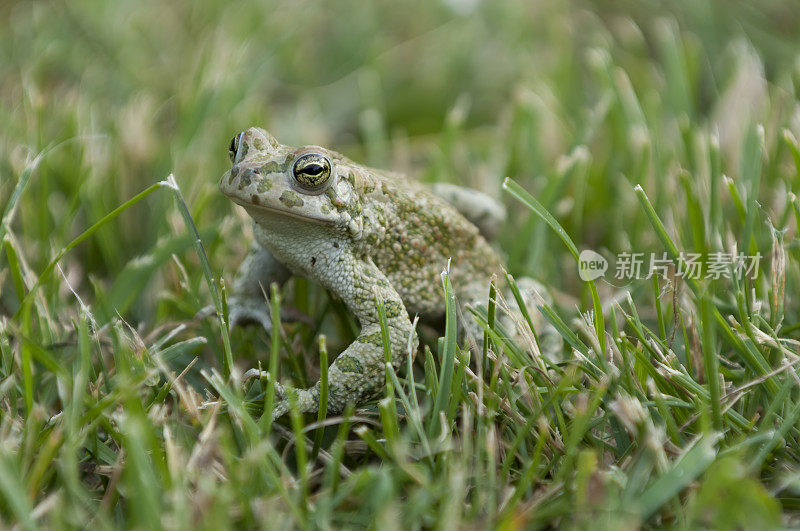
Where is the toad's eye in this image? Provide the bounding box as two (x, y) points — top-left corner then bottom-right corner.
(292, 153), (332, 191)
(228, 133), (243, 162)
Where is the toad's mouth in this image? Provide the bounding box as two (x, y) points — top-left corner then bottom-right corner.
(228, 196), (336, 226)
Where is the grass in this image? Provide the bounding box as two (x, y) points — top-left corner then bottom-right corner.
(2, 0), (800, 527)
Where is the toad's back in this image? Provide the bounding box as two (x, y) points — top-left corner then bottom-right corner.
(354, 171), (503, 318)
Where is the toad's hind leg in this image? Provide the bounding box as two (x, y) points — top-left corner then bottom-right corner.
(460, 277), (563, 361)
(432, 182), (506, 240)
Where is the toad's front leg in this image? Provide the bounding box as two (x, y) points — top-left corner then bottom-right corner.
(254, 258), (418, 420)
(197, 228), (293, 332)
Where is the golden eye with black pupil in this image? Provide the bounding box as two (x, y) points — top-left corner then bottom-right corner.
(292, 153), (332, 190)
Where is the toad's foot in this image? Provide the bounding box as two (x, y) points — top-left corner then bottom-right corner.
(197, 296), (311, 334)
(244, 322), (417, 421)
(243, 369), (319, 420)
(227, 296), (273, 331)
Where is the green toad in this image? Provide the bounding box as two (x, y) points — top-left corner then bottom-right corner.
(219, 127), (553, 419)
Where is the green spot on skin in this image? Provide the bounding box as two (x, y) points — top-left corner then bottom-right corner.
(346, 200), (361, 220)
(279, 190), (304, 208)
(384, 300), (404, 318)
(357, 331), (384, 347)
(239, 170), (252, 189)
(257, 179), (271, 193)
(335, 355), (364, 374)
(252, 137), (267, 150)
(261, 161), (283, 174)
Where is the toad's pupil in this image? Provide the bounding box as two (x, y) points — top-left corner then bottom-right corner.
(303, 164), (323, 175)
